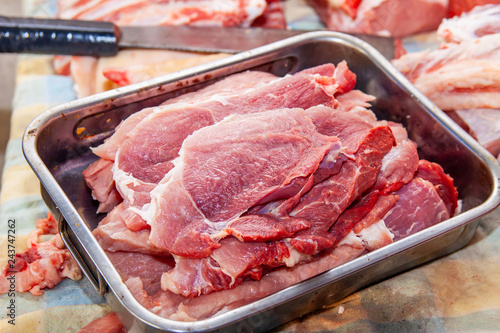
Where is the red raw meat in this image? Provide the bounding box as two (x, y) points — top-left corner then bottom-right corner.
(147, 108), (343, 257)
(448, 0), (500, 16)
(307, 0), (448, 37)
(86, 63), (357, 229)
(93, 71), (278, 161)
(85, 71), (280, 214)
(78, 312), (126, 333)
(113, 105), (215, 231)
(369, 123), (419, 194)
(158, 106), (395, 297)
(414, 159), (458, 216)
(84, 61), (459, 320)
(289, 124), (395, 254)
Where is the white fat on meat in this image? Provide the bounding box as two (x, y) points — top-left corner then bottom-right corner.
(392, 34), (500, 111)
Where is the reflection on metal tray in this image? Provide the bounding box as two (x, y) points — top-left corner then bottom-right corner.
(23, 31), (500, 333)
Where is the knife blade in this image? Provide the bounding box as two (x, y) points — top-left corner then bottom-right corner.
(0, 16), (395, 59)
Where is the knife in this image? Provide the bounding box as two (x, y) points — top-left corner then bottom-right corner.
(0, 16), (395, 59)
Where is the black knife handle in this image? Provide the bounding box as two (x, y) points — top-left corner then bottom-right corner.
(0, 16), (119, 56)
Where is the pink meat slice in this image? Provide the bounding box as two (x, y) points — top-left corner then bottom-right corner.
(368, 123), (419, 195)
(455, 108), (500, 157)
(58, 0), (268, 27)
(119, 233), (366, 320)
(147, 108), (342, 257)
(288, 120), (396, 254)
(92, 203), (169, 256)
(308, 0), (447, 38)
(106, 251), (174, 295)
(0, 213), (82, 296)
(92, 109), (154, 161)
(162, 238), (291, 297)
(84, 70), (288, 212)
(106, 63), (355, 233)
(92, 70), (279, 161)
(86, 63), (354, 214)
(117, 199), (434, 321)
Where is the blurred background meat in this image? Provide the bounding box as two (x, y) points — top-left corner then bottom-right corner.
(307, 0), (449, 37)
(55, 0), (286, 97)
(392, 4), (500, 158)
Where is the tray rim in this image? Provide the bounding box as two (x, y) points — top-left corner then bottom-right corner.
(22, 31), (500, 332)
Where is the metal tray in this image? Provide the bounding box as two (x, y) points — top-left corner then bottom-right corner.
(23, 31), (500, 332)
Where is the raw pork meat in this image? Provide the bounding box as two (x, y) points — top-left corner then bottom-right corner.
(78, 312), (126, 333)
(146, 108), (346, 257)
(157, 107), (395, 297)
(307, 0), (449, 37)
(439, 4), (500, 43)
(0, 213), (82, 296)
(85, 70), (279, 216)
(102, 53), (230, 87)
(83, 61), (458, 320)
(393, 5), (500, 157)
(58, 0), (268, 27)
(391, 33), (500, 111)
(86, 63), (358, 230)
(448, 0), (500, 16)
(56, 0), (286, 96)
(454, 109), (500, 156)
(92, 203), (169, 255)
(112, 156), (455, 320)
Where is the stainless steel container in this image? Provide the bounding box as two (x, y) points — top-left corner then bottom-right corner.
(22, 31), (500, 332)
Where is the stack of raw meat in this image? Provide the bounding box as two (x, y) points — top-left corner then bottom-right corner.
(392, 4), (500, 158)
(84, 61), (459, 320)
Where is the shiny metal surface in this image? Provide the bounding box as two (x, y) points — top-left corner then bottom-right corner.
(22, 31), (500, 333)
(119, 25), (396, 59)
